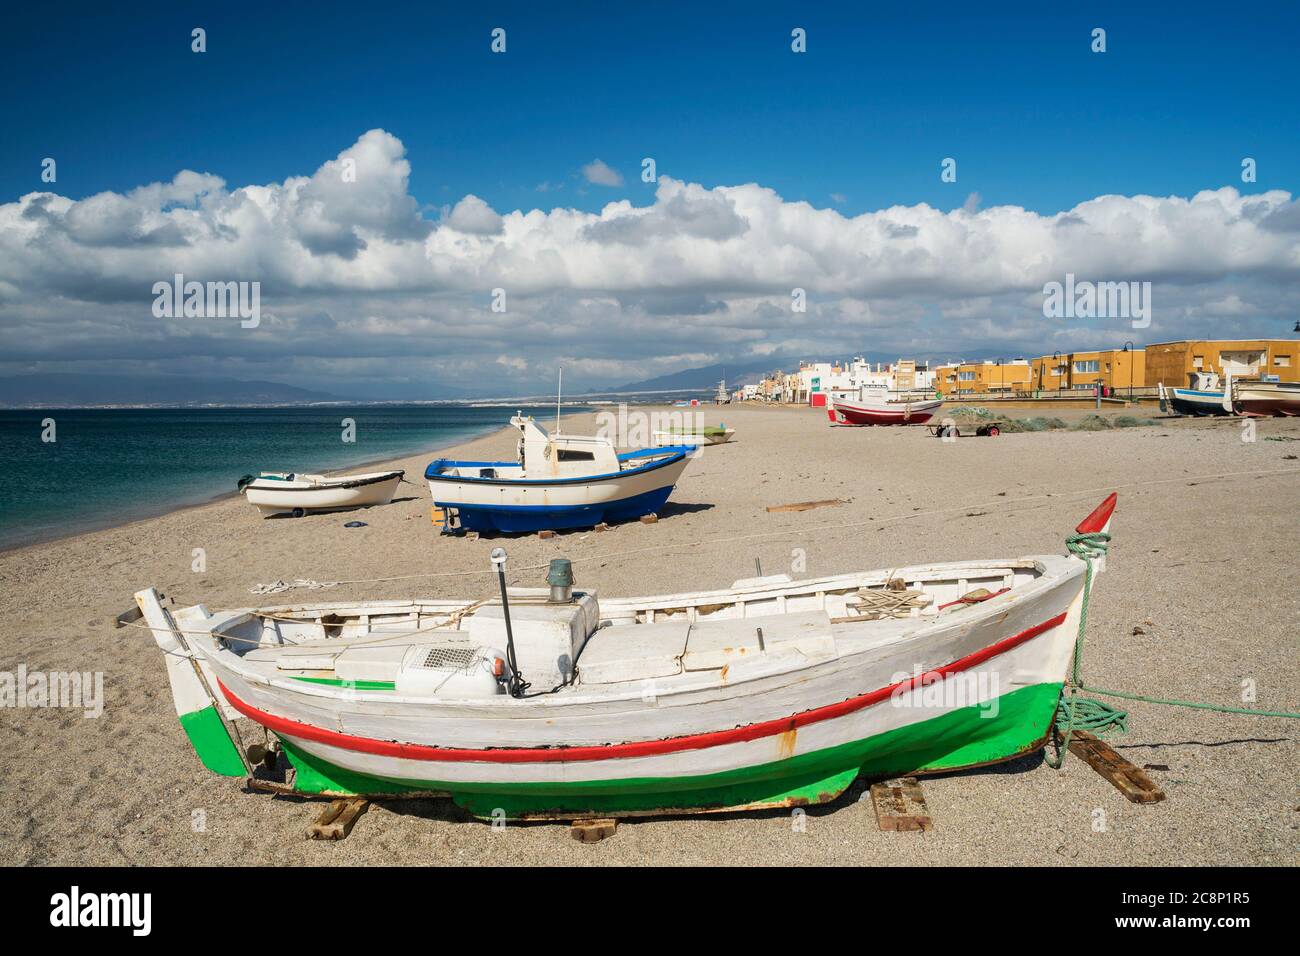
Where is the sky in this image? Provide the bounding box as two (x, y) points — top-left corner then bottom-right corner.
(2, 1), (1298, 398)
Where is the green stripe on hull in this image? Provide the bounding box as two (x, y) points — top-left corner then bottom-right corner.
(277, 682), (1062, 817)
(178, 704), (246, 777)
(289, 676), (396, 691)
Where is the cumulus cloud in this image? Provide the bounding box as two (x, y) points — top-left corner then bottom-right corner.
(581, 159), (624, 187)
(444, 195), (504, 235)
(1, 128), (1298, 397)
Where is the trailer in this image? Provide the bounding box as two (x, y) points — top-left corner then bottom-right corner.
(927, 421), (1002, 438)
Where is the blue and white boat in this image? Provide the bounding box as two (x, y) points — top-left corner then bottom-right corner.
(1160, 371), (1230, 416)
(426, 414), (696, 533)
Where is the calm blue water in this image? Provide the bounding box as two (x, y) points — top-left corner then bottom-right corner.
(0, 405), (570, 550)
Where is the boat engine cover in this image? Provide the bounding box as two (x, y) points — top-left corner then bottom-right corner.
(468, 588), (599, 692)
(394, 644), (506, 698)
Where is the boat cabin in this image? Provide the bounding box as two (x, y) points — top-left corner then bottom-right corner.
(513, 415), (621, 479)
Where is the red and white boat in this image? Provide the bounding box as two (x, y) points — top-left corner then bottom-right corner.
(829, 394), (943, 426)
(1222, 374), (1300, 417)
(130, 495), (1120, 820)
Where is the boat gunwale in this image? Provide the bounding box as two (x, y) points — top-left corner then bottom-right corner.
(241, 469), (404, 493)
(200, 555), (1080, 713)
(423, 446), (692, 487)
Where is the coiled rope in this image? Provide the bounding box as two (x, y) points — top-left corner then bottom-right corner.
(1047, 531), (1300, 769)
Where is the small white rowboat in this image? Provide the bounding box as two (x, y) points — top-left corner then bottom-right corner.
(132, 494), (1119, 820)
(653, 425), (734, 446)
(238, 470), (404, 517)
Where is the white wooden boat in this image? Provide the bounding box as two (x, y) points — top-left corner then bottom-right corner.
(238, 470), (404, 517)
(133, 494), (1118, 819)
(652, 425), (734, 446)
(425, 414), (694, 533)
(829, 394), (942, 426)
(1222, 374), (1300, 417)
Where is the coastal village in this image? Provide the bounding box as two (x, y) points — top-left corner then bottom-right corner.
(738, 338), (1299, 405)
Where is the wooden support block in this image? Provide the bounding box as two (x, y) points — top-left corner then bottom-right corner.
(765, 499), (846, 514)
(1068, 731), (1166, 804)
(593, 522), (610, 532)
(538, 529), (556, 540)
(570, 818), (618, 843)
(465, 531), (480, 541)
(430, 507), (444, 525)
(869, 777), (933, 832)
(307, 798), (369, 841)
(639, 513), (658, 525)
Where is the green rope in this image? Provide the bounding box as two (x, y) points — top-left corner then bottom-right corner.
(1047, 530), (1300, 769)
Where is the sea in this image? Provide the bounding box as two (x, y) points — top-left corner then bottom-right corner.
(0, 404), (580, 551)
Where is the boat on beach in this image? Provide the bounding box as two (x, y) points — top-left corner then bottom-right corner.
(1159, 371), (1230, 417)
(652, 424), (734, 445)
(237, 470), (405, 517)
(1224, 374), (1300, 417)
(425, 413), (695, 533)
(131, 493), (1119, 820)
(829, 393), (943, 426)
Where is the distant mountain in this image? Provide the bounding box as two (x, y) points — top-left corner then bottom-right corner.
(0, 373), (351, 407)
(611, 358), (792, 393)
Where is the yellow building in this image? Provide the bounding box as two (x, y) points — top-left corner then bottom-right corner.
(935, 360), (1033, 396)
(1143, 339), (1299, 387)
(1030, 348), (1146, 395)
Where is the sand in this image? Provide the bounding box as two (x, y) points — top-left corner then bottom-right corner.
(1, 404), (1297, 866)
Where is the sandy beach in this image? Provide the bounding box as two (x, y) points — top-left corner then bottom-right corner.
(1, 404), (1297, 866)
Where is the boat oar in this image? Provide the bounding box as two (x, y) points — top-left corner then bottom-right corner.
(489, 548), (529, 698)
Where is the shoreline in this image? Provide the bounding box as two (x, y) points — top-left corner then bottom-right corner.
(0, 418), (517, 556)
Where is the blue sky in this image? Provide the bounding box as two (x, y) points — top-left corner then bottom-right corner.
(2, 2), (1298, 398)
(5, 2), (1295, 215)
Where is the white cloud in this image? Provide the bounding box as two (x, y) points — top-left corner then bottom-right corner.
(581, 159), (624, 187)
(2, 128), (1298, 396)
(444, 195), (504, 235)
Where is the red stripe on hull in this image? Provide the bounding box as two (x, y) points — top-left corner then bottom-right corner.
(219, 611), (1067, 764)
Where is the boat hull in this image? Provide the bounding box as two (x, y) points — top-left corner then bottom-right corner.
(1232, 382), (1300, 417)
(832, 397), (942, 426)
(263, 681), (1061, 816)
(427, 452), (692, 532)
(241, 471), (404, 516)
(1168, 388), (1229, 416)
(207, 565), (1084, 817)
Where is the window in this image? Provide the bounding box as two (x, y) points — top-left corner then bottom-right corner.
(1275, 355), (1292, 367)
(958, 371), (976, 381)
(1192, 355), (1204, 369)
(1073, 360), (1100, 373)
(557, 449), (595, 462)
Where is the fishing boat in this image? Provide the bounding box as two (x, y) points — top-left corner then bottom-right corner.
(1159, 371), (1230, 416)
(1223, 374), (1300, 417)
(237, 470), (404, 518)
(425, 413), (695, 533)
(653, 424), (735, 446)
(129, 493), (1118, 820)
(829, 393), (942, 426)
